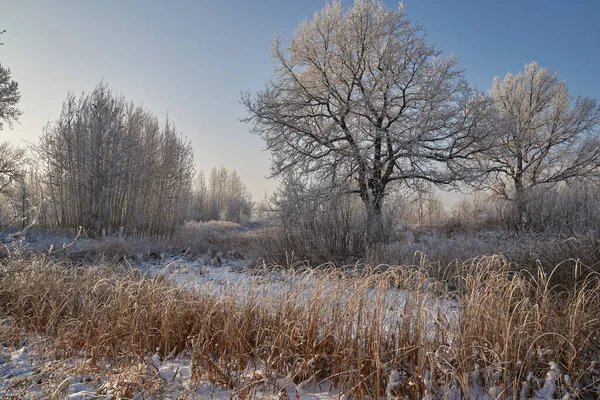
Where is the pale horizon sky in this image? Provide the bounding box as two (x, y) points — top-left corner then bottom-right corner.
(2, 0), (599, 202)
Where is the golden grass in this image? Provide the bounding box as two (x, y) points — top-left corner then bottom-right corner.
(0, 256), (599, 398)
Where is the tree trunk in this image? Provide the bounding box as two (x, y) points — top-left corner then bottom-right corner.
(514, 178), (527, 231)
(361, 179), (386, 245)
(513, 151), (528, 230)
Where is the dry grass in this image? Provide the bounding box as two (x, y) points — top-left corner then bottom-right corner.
(0, 256), (599, 398)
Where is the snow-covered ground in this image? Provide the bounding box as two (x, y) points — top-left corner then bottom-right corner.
(2, 232), (595, 399)
(0, 333), (574, 399)
(118, 258), (583, 400)
(135, 255), (253, 288)
(0, 333), (342, 399)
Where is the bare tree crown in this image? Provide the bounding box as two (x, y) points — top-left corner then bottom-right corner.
(243, 0), (489, 224)
(479, 62), (600, 200)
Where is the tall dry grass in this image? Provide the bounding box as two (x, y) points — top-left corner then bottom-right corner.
(0, 256), (599, 398)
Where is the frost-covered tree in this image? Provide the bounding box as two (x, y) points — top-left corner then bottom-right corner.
(190, 167), (253, 223)
(38, 83), (195, 238)
(0, 142), (24, 194)
(242, 0), (490, 240)
(263, 172), (368, 263)
(0, 31), (21, 130)
(476, 62), (600, 227)
(406, 187), (445, 226)
(0, 30), (27, 231)
(0, 64), (20, 130)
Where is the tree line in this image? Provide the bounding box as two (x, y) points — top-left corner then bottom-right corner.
(0, 80), (252, 238)
(2, 0), (600, 242)
(1, 27), (256, 238)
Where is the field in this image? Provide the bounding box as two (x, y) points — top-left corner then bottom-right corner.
(3, 0), (600, 398)
(0, 224), (599, 399)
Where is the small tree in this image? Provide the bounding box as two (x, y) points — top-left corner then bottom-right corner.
(243, 0), (489, 241)
(263, 172), (368, 264)
(476, 62), (600, 228)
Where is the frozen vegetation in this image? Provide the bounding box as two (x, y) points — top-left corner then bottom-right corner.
(0, 227), (599, 398)
(1, 0), (600, 398)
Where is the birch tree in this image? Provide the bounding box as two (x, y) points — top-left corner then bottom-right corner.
(38, 83), (195, 238)
(476, 62), (600, 227)
(242, 0), (490, 240)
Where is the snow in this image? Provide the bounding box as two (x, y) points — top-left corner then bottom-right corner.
(1, 336), (575, 399)
(0, 336), (342, 399)
(532, 361), (559, 400)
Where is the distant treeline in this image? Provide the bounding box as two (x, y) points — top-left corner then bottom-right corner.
(0, 83), (255, 239)
(189, 167), (253, 224)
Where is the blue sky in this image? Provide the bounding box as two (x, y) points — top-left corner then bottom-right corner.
(2, 0), (599, 199)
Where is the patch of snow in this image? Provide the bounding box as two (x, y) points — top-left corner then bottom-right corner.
(0, 334), (343, 399)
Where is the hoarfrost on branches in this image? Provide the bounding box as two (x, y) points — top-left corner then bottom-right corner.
(243, 0), (491, 240)
(474, 62), (600, 227)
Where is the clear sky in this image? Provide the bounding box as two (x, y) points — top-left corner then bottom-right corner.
(2, 0), (599, 200)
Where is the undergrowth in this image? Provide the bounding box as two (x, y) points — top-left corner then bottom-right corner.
(0, 256), (599, 398)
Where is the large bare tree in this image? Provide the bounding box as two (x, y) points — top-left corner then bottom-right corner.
(476, 62), (600, 227)
(242, 0), (489, 238)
